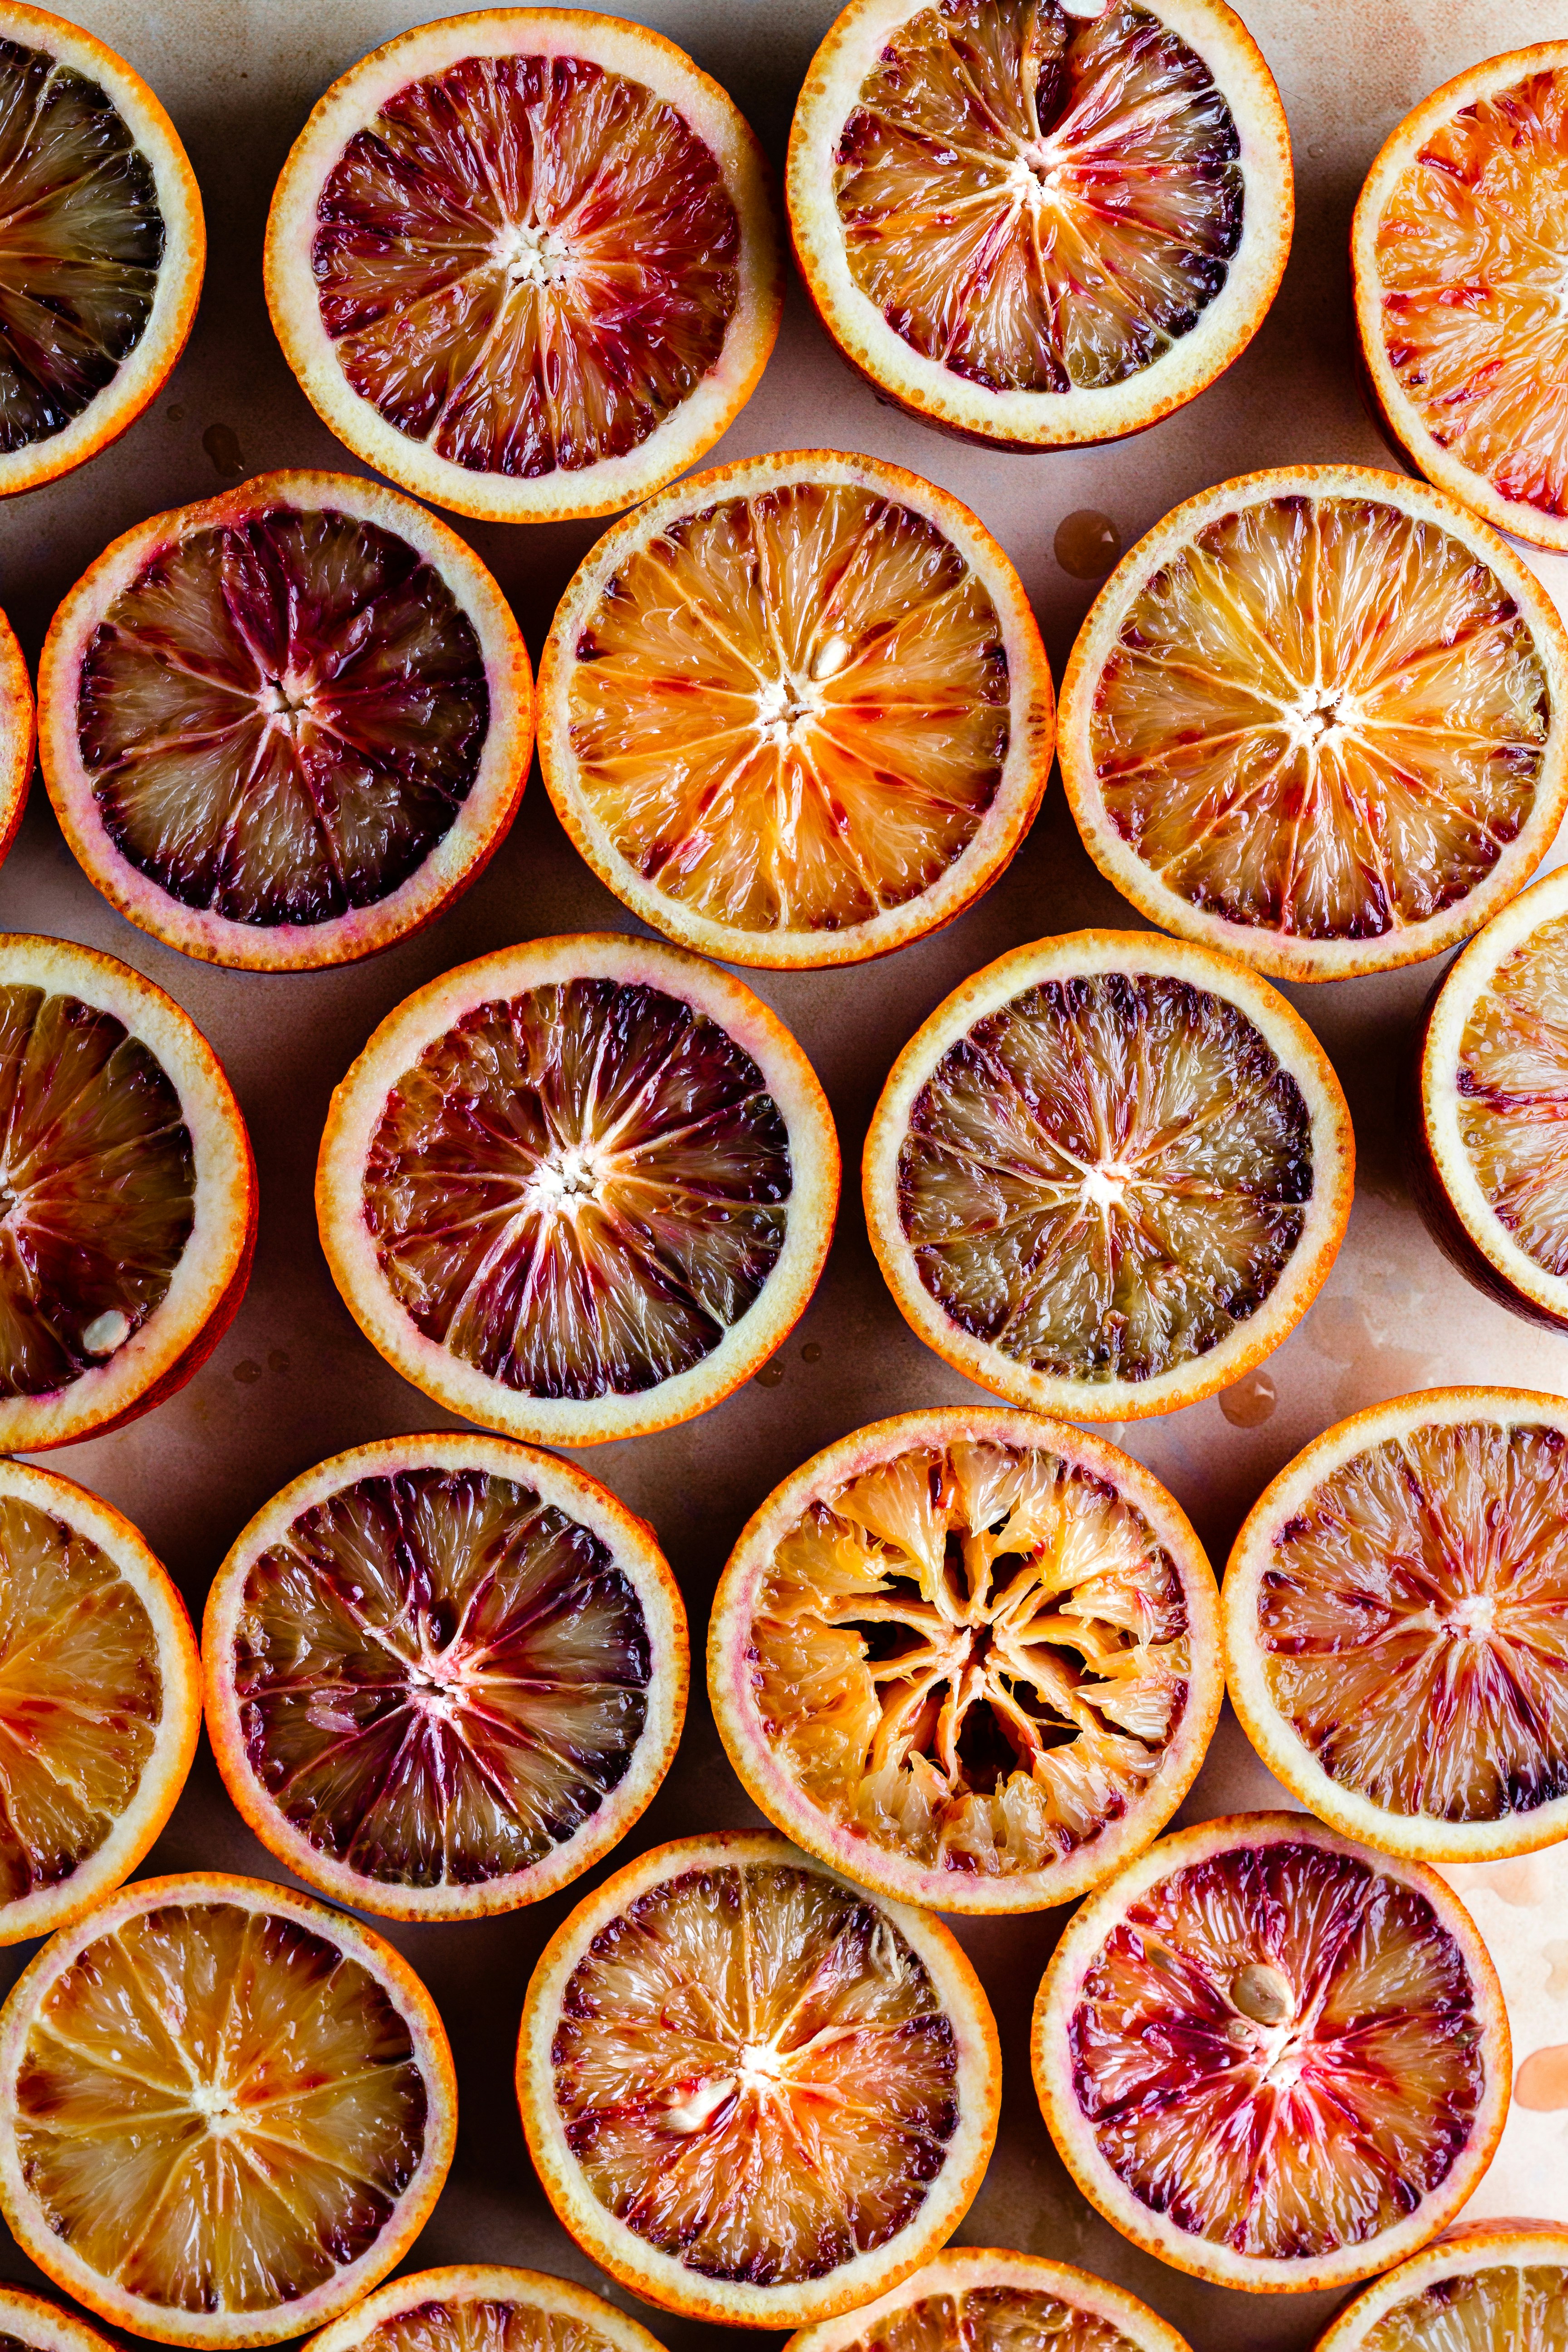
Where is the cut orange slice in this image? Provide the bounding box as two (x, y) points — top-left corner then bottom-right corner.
(518, 1830), (1000, 2328)
(1312, 2221), (1568, 2351)
(203, 1431), (686, 1919)
(306, 2265), (669, 2352)
(1032, 1812), (1511, 2294)
(863, 930), (1352, 1422)
(1059, 465), (1568, 980)
(1353, 47), (1568, 556)
(781, 2248), (1194, 2352)
(0, 2284), (119, 2352)
(0, 1872), (456, 2346)
(1415, 863), (1568, 1330)
(1224, 1388), (1568, 1864)
(0, 603), (33, 867)
(318, 933), (838, 1446)
(787, 0), (1292, 450)
(538, 448), (1054, 969)
(0, 934), (255, 1452)
(0, 1456), (198, 1943)
(39, 471), (533, 972)
(710, 1407), (1221, 1911)
(266, 10), (781, 524)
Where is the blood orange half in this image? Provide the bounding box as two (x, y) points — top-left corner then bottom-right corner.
(203, 1431), (686, 1920)
(305, 2266), (669, 2352)
(0, 604), (33, 867)
(538, 448), (1054, 969)
(38, 472), (533, 971)
(0, 2285), (118, 2352)
(0, 934), (254, 1452)
(1353, 47), (1568, 556)
(1032, 1813), (1511, 2294)
(781, 2249), (1193, 2352)
(710, 1408), (1221, 1912)
(1059, 465), (1568, 980)
(1312, 2221), (1568, 2351)
(266, 10), (782, 524)
(787, 0), (1292, 451)
(518, 1830), (1000, 2328)
(318, 933), (838, 1446)
(0, 4), (202, 497)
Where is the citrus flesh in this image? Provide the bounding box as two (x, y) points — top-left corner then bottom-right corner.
(710, 1410), (1221, 1910)
(1060, 467), (1568, 979)
(1032, 1814), (1510, 2293)
(1313, 2225), (1568, 2351)
(204, 1434), (685, 1918)
(539, 451), (1054, 966)
(306, 2267), (670, 2352)
(0, 1876), (455, 2345)
(1224, 1392), (1568, 1861)
(780, 2248), (1193, 2352)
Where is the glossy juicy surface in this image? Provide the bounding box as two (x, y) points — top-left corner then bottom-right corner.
(1455, 906), (1568, 1275)
(343, 2297), (627, 2352)
(1357, 2260), (1568, 2348)
(836, 2280), (1142, 2352)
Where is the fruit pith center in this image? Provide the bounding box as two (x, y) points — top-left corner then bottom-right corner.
(495, 220), (572, 289)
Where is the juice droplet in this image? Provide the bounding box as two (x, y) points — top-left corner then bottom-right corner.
(1055, 509), (1122, 579)
(1220, 1369), (1277, 1428)
(755, 1360), (784, 1388)
(801, 1341), (822, 1363)
(1515, 2043), (1568, 2110)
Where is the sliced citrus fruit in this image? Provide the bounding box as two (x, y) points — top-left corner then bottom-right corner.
(0, 3), (202, 496)
(1032, 1812), (1511, 2294)
(540, 448), (1054, 968)
(203, 1431), (686, 1919)
(781, 2247), (1194, 2352)
(318, 933), (838, 1446)
(710, 1407), (1221, 1911)
(1058, 464), (1568, 980)
(306, 2265), (668, 2352)
(1415, 863), (1568, 1330)
(1312, 2220), (1568, 2351)
(1223, 1388), (1568, 1864)
(0, 2284), (119, 2352)
(787, 0), (1292, 451)
(0, 1872), (456, 2347)
(0, 1456), (198, 1942)
(38, 471), (533, 972)
(0, 603), (33, 866)
(265, 10), (781, 524)
(0, 933), (254, 1451)
(1353, 48), (1568, 556)
(862, 930), (1352, 1422)
(518, 1829), (1000, 2328)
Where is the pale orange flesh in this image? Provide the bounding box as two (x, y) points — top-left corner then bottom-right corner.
(1354, 2260), (1568, 2348)
(1255, 1420), (1568, 1823)
(749, 1434), (1192, 1882)
(1088, 494), (1550, 941)
(833, 2279), (1142, 2352)
(1375, 69), (1568, 521)
(1454, 906), (1568, 1276)
(13, 1901), (431, 2314)
(313, 55), (738, 476)
(549, 1860), (959, 2284)
(833, 0), (1243, 393)
(1068, 1839), (1488, 2259)
(337, 2296), (624, 2352)
(565, 482), (1008, 935)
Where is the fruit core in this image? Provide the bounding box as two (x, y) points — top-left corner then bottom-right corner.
(1454, 905), (1568, 1278)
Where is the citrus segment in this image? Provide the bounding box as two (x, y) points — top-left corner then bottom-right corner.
(1354, 47), (1568, 554)
(0, 605), (32, 867)
(0, 935), (254, 1451)
(1313, 2223), (1568, 2351)
(306, 2266), (670, 2352)
(787, 0), (1291, 448)
(710, 1409), (1221, 1911)
(781, 2249), (1194, 2352)
(1224, 1389), (1568, 1863)
(1059, 466), (1568, 979)
(0, 1874), (456, 2346)
(318, 935), (838, 1446)
(204, 1432), (686, 1918)
(1033, 1814), (1510, 2293)
(518, 1831), (1000, 2326)
(863, 931), (1352, 1421)
(266, 11), (782, 522)
(0, 4), (202, 495)
(39, 472), (532, 971)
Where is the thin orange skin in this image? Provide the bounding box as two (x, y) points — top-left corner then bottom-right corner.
(304, 2267), (671, 2352)
(0, 609), (34, 873)
(1311, 2221), (1568, 2350)
(779, 2249), (1195, 2352)
(0, 2283), (122, 2352)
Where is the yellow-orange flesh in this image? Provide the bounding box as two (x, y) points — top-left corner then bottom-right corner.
(830, 2278), (1142, 2352)
(333, 2296), (625, 2352)
(549, 1859), (959, 2284)
(749, 1435), (1194, 1883)
(1374, 68), (1568, 523)
(0, 1492), (163, 1902)
(0, 984), (194, 1398)
(1353, 2259), (1568, 2348)
(564, 483), (1009, 935)
(1453, 906), (1568, 1277)
(312, 55), (738, 477)
(11, 1900), (431, 2316)
(1254, 1419), (1568, 1823)
(833, 0), (1243, 392)
(897, 973), (1313, 1387)
(1068, 1838), (1487, 2259)
(1088, 494), (1551, 942)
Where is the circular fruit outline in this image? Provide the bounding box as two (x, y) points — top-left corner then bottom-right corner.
(0, 2284), (122, 2352)
(779, 2247), (1195, 2352)
(0, 606), (34, 869)
(304, 2266), (671, 2352)
(1312, 2220), (1568, 2349)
